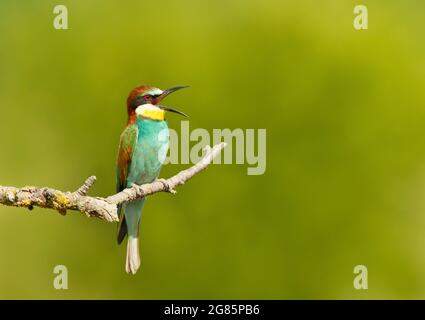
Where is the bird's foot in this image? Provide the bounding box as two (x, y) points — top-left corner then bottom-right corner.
(129, 183), (145, 197)
(156, 179), (177, 194)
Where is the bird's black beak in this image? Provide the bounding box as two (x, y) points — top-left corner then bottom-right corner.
(158, 86), (189, 102)
(158, 105), (189, 118)
(156, 86), (189, 117)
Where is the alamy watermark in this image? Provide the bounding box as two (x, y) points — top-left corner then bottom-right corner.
(158, 121), (266, 175)
(53, 5), (68, 30)
(53, 265), (68, 290)
(353, 264), (368, 290)
(353, 5), (368, 30)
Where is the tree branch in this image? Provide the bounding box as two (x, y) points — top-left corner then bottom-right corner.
(0, 143), (227, 222)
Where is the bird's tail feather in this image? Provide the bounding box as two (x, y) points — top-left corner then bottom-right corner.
(126, 236), (141, 274)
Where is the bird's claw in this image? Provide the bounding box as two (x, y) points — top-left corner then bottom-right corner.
(130, 183), (143, 195)
(156, 179), (176, 194)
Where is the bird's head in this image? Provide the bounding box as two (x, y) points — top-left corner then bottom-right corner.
(126, 85), (188, 123)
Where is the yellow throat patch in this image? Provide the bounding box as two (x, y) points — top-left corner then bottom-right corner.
(136, 105), (165, 121)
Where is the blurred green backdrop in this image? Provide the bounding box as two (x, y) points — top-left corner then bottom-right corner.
(1, 0), (425, 299)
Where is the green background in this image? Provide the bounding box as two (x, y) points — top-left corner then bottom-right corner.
(1, 0), (425, 299)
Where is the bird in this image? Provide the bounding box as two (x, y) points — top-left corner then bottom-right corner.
(116, 85), (188, 274)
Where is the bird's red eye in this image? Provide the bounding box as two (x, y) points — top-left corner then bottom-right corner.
(144, 95), (152, 101)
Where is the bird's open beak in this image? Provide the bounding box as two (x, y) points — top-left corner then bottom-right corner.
(158, 105), (188, 118)
(158, 86), (189, 102)
(156, 86), (189, 117)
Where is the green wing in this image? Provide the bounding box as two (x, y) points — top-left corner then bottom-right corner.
(116, 124), (138, 193)
(116, 124), (138, 244)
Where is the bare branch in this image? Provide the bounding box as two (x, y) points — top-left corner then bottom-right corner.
(74, 176), (97, 196)
(0, 143), (227, 222)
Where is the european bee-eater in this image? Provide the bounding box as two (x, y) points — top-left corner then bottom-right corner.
(116, 85), (188, 274)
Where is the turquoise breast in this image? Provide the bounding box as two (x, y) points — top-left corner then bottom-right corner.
(126, 118), (169, 186)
